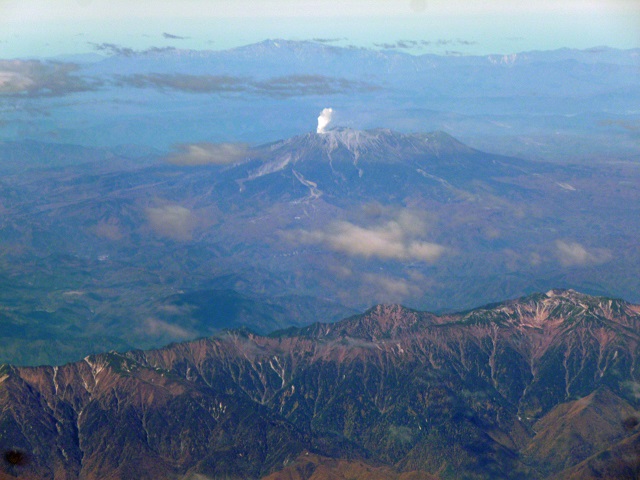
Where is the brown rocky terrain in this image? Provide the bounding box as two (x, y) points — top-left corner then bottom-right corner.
(0, 289), (638, 479)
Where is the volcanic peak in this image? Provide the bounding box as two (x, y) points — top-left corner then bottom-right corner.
(267, 128), (472, 162)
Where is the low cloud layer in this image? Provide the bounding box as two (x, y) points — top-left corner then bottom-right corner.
(166, 142), (251, 165)
(258, 75), (377, 97)
(0, 60), (99, 97)
(599, 119), (640, 132)
(555, 240), (612, 266)
(163, 32), (188, 40)
(312, 37), (346, 44)
(374, 39), (476, 50)
(293, 210), (445, 262)
(362, 273), (420, 298)
(143, 317), (193, 339)
(375, 40), (427, 49)
(115, 73), (244, 92)
(92, 43), (176, 56)
(116, 73), (377, 97)
(146, 204), (198, 241)
(93, 220), (124, 241)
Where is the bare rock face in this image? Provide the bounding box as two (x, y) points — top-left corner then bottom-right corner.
(0, 290), (639, 479)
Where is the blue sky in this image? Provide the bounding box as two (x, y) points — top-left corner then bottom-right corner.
(1, 0), (639, 58)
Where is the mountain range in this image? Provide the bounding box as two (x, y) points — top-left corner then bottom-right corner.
(0, 289), (638, 479)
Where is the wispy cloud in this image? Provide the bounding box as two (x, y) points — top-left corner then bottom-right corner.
(93, 42), (136, 56)
(291, 209), (445, 263)
(353, 271), (433, 304)
(599, 119), (640, 132)
(362, 273), (419, 297)
(554, 240), (612, 266)
(312, 37), (346, 44)
(116, 73), (378, 97)
(435, 38), (477, 46)
(93, 220), (124, 241)
(0, 60), (100, 97)
(374, 40), (424, 49)
(91, 43), (176, 56)
(374, 39), (476, 50)
(146, 204), (198, 241)
(166, 142), (251, 166)
(117, 73), (247, 92)
(162, 32), (189, 40)
(254, 75), (379, 97)
(142, 317), (193, 339)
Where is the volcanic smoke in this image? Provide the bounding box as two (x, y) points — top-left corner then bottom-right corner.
(317, 108), (333, 134)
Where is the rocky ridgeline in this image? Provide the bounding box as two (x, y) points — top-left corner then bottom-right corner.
(0, 290), (638, 479)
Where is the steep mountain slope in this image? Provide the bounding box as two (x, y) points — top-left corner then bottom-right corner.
(0, 290), (638, 479)
(523, 389), (638, 475)
(557, 432), (640, 480)
(237, 128), (524, 202)
(260, 453), (437, 480)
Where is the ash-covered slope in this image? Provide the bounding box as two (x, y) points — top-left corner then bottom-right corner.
(260, 129), (477, 175)
(258, 129), (476, 167)
(1, 290), (638, 479)
(234, 128), (527, 203)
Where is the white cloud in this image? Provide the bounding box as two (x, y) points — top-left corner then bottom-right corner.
(0, 70), (33, 92)
(293, 210), (445, 262)
(363, 273), (416, 297)
(93, 220), (124, 241)
(555, 240), (612, 266)
(166, 142), (250, 166)
(0, 60), (98, 97)
(353, 272), (428, 304)
(146, 204), (198, 241)
(142, 317), (193, 339)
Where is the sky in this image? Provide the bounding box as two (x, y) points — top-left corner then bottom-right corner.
(1, 0), (639, 58)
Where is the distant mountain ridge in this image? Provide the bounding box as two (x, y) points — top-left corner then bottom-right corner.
(90, 39), (640, 66)
(84, 39), (640, 100)
(1, 290), (638, 479)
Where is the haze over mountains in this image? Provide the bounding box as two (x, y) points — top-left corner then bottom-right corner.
(0, 289), (638, 479)
(1, 40), (639, 161)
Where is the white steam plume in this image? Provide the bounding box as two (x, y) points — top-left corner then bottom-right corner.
(317, 107), (333, 134)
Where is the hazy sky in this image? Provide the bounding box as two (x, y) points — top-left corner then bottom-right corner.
(1, 0), (639, 57)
